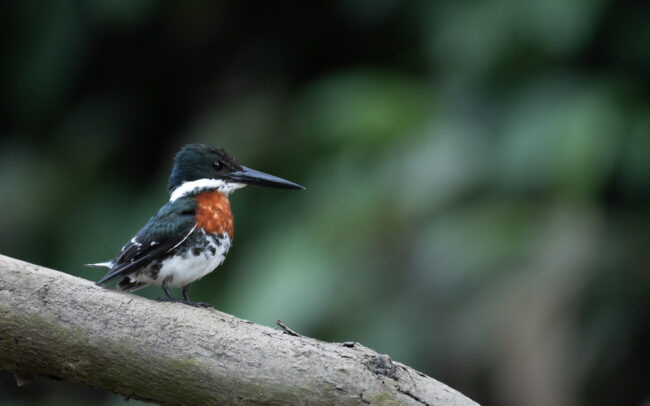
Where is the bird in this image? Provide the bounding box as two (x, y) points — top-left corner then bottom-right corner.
(89, 144), (304, 307)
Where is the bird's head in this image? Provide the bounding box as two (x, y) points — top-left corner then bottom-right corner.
(168, 144), (304, 201)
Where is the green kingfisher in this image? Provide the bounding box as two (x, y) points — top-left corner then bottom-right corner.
(90, 144), (304, 307)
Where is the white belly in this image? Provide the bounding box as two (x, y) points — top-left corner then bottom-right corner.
(133, 233), (231, 288)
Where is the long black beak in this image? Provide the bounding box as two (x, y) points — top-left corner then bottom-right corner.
(226, 166), (305, 190)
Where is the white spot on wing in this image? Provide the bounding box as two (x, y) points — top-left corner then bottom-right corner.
(130, 237), (142, 247)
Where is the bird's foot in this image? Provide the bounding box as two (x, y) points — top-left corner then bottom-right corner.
(188, 301), (214, 309)
(158, 297), (213, 308)
(158, 297), (184, 304)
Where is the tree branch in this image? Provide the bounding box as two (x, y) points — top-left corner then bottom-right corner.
(0, 254), (478, 405)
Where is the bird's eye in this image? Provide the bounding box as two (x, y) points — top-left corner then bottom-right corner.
(212, 162), (223, 171)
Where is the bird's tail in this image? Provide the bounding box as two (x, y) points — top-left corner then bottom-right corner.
(84, 260), (113, 268)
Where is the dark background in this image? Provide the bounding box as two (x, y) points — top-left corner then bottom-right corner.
(1, 1), (650, 405)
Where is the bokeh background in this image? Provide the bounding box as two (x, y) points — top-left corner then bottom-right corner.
(1, 1), (649, 405)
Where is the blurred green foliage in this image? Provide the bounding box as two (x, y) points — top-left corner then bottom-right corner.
(1, 1), (649, 406)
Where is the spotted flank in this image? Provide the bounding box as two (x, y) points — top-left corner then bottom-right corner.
(122, 230), (231, 290)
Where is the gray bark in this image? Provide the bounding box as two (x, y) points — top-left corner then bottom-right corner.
(0, 254), (478, 406)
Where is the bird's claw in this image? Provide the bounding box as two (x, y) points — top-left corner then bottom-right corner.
(158, 298), (213, 309)
(191, 301), (214, 309)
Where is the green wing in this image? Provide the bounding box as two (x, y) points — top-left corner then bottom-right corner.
(96, 196), (197, 285)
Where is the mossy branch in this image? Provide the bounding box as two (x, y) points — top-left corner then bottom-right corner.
(0, 254), (478, 405)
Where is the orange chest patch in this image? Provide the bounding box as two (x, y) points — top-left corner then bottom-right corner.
(194, 191), (234, 238)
